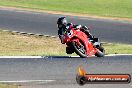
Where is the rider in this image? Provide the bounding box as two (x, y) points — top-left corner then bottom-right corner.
(57, 17), (95, 44)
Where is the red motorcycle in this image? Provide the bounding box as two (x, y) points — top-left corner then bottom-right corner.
(60, 27), (105, 58)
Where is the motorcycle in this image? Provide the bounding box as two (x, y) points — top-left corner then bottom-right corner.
(60, 26), (105, 58)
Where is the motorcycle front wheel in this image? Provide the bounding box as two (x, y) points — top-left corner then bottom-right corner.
(71, 41), (87, 58)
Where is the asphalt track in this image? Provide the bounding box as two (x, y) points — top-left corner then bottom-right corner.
(0, 55), (132, 88)
(0, 8), (132, 44)
(0, 8), (132, 88)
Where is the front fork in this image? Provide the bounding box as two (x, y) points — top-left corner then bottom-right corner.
(66, 39), (81, 54)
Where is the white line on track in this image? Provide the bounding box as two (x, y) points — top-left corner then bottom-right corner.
(105, 54), (132, 56)
(0, 56), (43, 58)
(0, 54), (132, 58)
(0, 80), (55, 83)
(65, 54), (132, 57)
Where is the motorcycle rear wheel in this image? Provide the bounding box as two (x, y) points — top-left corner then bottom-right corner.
(95, 46), (105, 57)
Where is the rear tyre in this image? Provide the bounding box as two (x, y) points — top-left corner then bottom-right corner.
(95, 46), (105, 57)
(71, 41), (87, 58)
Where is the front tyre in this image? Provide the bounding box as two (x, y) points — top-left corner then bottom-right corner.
(71, 41), (87, 58)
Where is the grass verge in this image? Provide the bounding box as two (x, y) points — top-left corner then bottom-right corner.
(0, 29), (132, 56)
(0, 84), (17, 88)
(0, 0), (132, 18)
(0, 30), (66, 56)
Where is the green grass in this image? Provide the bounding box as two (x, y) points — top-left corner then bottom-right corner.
(103, 43), (132, 54)
(0, 84), (17, 88)
(0, 0), (132, 18)
(0, 29), (132, 56)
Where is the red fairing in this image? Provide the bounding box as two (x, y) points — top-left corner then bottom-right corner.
(62, 27), (97, 57)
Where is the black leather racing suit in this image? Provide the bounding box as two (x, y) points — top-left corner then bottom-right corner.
(58, 23), (93, 40)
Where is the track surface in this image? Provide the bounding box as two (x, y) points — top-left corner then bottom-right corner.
(0, 8), (132, 88)
(0, 9), (132, 44)
(0, 55), (132, 88)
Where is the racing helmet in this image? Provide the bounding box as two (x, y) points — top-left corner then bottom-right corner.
(57, 17), (67, 29)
